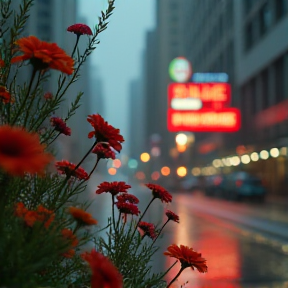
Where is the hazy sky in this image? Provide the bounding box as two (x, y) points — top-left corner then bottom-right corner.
(78, 0), (156, 149)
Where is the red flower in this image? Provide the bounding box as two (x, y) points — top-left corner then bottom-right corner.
(11, 36), (74, 74)
(166, 210), (179, 223)
(0, 86), (12, 104)
(55, 160), (89, 180)
(15, 203), (54, 228)
(96, 181), (131, 196)
(61, 228), (79, 258)
(87, 114), (124, 152)
(0, 125), (53, 176)
(145, 183), (172, 203)
(67, 23), (93, 36)
(0, 56), (4, 67)
(50, 117), (71, 136)
(116, 202), (140, 216)
(68, 207), (98, 225)
(15, 202), (27, 218)
(81, 249), (123, 288)
(164, 244), (207, 273)
(36, 205), (55, 228)
(137, 221), (157, 240)
(92, 142), (115, 160)
(116, 193), (139, 204)
(44, 92), (53, 100)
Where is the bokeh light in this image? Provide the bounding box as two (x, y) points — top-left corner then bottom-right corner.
(151, 171), (160, 180)
(140, 152), (150, 162)
(161, 166), (170, 176)
(108, 167), (117, 175)
(177, 166), (187, 177)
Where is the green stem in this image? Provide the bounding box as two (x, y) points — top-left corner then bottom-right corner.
(112, 194), (116, 231)
(131, 197), (155, 239)
(11, 68), (36, 125)
(88, 156), (100, 178)
(166, 266), (185, 288)
(71, 35), (80, 58)
(74, 140), (97, 172)
(23, 70), (41, 126)
(152, 219), (169, 245)
(46, 132), (61, 147)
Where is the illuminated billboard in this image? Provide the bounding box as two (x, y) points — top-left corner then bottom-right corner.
(167, 108), (241, 132)
(168, 83), (231, 108)
(167, 58), (241, 132)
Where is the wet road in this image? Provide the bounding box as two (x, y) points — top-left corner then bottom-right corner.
(87, 176), (288, 288)
(158, 192), (288, 288)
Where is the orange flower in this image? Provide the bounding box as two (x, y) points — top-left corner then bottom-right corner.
(36, 205), (55, 228)
(61, 228), (79, 258)
(0, 86), (12, 104)
(164, 244), (207, 273)
(24, 210), (39, 227)
(0, 125), (53, 176)
(15, 202), (28, 217)
(81, 249), (123, 288)
(11, 36), (74, 75)
(15, 203), (55, 228)
(68, 207), (98, 226)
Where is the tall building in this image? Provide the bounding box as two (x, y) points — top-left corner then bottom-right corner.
(143, 0), (288, 194)
(128, 78), (145, 159)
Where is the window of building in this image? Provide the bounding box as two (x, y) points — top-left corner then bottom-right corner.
(275, 56), (285, 104)
(261, 69), (269, 109)
(244, 0), (256, 13)
(245, 22), (253, 50)
(275, 0), (288, 20)
(259, 2), (273, 36)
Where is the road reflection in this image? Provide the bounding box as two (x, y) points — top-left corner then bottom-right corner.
(163, 193), (288, 288)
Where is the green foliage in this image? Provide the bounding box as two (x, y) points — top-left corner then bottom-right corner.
(0, 1), (188, 288)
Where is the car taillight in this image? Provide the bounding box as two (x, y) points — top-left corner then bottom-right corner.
(236, 180), (242, 187)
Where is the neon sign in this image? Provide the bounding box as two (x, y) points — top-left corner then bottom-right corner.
(192, 72), (229, 83)
(167, 109), (241, 132)
(167, 58), (241, 132)
(168, 83), (231, 108)
(168, 57), (192, 83)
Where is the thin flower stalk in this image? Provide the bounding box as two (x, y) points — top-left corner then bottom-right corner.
(11, 68), (36, 125)
(166, 266), (185, 288)
(152, 219), (169, 245)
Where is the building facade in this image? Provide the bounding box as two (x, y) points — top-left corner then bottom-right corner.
(142, 0), (288, 194)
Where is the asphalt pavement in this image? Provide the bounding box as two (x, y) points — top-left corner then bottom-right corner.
(174, 191), (288, 254)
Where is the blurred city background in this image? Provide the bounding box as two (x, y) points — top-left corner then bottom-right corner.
(13, 0), (288, 287)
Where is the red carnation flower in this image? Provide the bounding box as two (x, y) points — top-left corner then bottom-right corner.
(55, 160), (89, 180)
(96, 181), (131, 196)
(145, 183), (172, 203)
(92, 142), (116, 160)
(166, 210), (179, 223)
(116, 202), (140, 216)
(0, 86), (12, 104)
(116, 193), (139, 204)
(138, 221), (157, 240)
(87, 114), (124, 152)
(164, 244), (207, 273)
(81, 249), (123, 288)
(67, 23), (93, 36)
(50, 117), (71, 136)
(44, 92), (53, 100)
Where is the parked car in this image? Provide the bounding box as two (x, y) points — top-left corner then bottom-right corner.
(204, 174), (226, 198)
(223, 171), (267, 201)
(179, 176), (200, 192)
